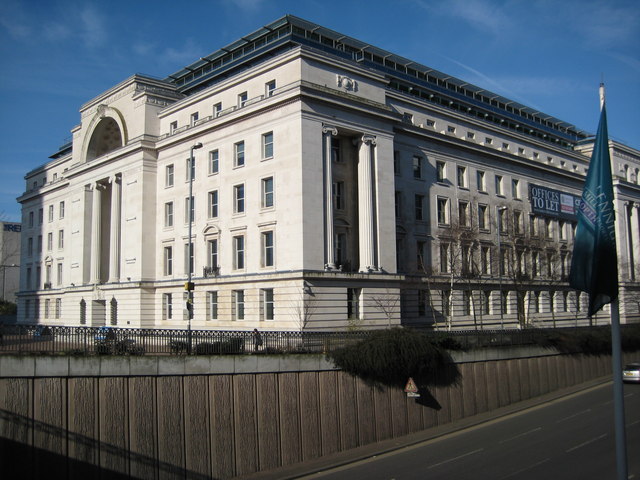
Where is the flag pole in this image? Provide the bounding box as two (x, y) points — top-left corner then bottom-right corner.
(600, 82), (627, 480)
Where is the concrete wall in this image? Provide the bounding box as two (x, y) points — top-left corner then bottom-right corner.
(0, 350), (633, 479)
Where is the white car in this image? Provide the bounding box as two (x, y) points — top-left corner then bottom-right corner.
(622, 362), (640, 383)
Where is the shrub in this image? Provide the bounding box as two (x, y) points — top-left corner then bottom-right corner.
(328, 328), (460, 390)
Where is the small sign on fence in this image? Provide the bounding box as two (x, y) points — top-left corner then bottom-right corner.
(404, 377), (420, 397)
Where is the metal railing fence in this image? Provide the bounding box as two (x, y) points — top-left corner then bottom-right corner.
(0, 324), (633, 356)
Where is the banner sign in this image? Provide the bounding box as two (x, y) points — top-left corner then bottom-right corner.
(3, 223), (21, 232)
(529, 184), (580, 221)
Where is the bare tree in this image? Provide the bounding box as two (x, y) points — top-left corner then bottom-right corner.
(370, 288), (400, 328)
(289, 282), (318, 331)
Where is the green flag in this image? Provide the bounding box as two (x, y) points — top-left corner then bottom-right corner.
(569, 104), (618, 316)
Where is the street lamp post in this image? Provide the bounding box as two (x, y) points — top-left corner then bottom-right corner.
(496, 206), (507, 329)
(186, 142), (203, 354)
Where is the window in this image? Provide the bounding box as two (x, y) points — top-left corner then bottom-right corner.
(481, 290), (491, 314)
(559, 221), (566, 241)
(463, 291), (472, 315)
(347, 288), (360, 319)
(418, 289), (428, 316)
(164, 202), (174, 227)
(331, 138), (341, 163)
(458, 201), (469, 227)
(29, 211), (34, 227)
(207, 291), (218, 320)
(512, 179), (520, 199)
(262, 132), (274, 159)
(530, 215), (538, 236)
(549, 291), (555, 312)
(436, 161), (446, 182)
(499, 248), (507, 275)
(166, 164), (174, 187)
(394, 151), (400, 175)
(495, 175), (503, 195)
(335, 233), (347, 266)
(413, 156), (423, 179)
(262, 177), (274, 208)
(394, 191), (402, 218)
(440, 243), (450, 273)
(207, 239), (218, 268)
(545, 218), (553, 238)
(163, 246), (173, 275)
(38, 208), (43, 225)
(518, 147), (525, 155)
(498, 208), (507, 234)
(213, 102), (222, 117)
(27, 238), (33, 256)
(208, 191), (219, 218)
(184, 242), (194, 274)
(485, 137), (493, 145)
(417, 241), (426, 269)
(261, 231), (274, 267)
(441, 290), (451, 317)
(501, 291), (509, 315)
(57, 263), (63, 285)
(58, 230), (64, 249)
(232, 290), (245, 320)
(437, 197), (450, 225)
(184, 196), (195, 223)
(185, 157), (195, 181)
(48, 205), (54, 222)
(190, 112), (199, 127)
(456, 166), (467, 188)
(234, 141), (245, 167)
(261, 288), (274, 321)
(38, 235), (42, 253)
(265, 80), (276, 97)
(238, 91), (248, 107)
(477, 170), (486, 191)
(233, 184), (245, 213)
(532, 251), (540, 277)
(47, 232), (53, 251)
(162, 293), (172, 319)
(480, 246), (491, 274)
(233, 235), (245, 269)
(209, 150), (219, 174)
(45, 299), (50, 319)
(478, 204), (488, 230)
(467, 131), (475, 140)
(514, 210), (523, 234)
(170, 121), (178, 134)
(415, 194), (424, 221)
(333, 181), (345, 210)
(26, 267), (32, 289)
(59, 201), (65, 219)
(502, 143), (510, 150)
(447, 125), (456, 134)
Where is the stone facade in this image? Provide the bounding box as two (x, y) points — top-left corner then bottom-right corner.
(16, 16), (640, 330)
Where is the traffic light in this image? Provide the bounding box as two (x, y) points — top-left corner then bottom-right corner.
(184, 282), (195, 291)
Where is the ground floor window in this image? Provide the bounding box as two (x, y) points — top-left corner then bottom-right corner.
(163, 293), (172, 320)
(260, 288), (274, 320)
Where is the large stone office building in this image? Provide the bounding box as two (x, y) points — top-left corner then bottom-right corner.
(17, 16), (640, 330)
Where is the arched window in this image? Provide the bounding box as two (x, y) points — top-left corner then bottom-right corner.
(80, 299), (86, 325)
(110, 297), (118, 325)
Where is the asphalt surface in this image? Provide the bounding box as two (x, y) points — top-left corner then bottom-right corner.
(242, 379), (639, 480)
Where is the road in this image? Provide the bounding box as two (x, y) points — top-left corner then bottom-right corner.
(302, 383), (640, 480)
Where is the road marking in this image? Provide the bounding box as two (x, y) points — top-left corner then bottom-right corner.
(499, 427), (542, 444)
(427, 448), (484, 469)
(555, 409), (591, 423)
(499, 458), (551, 479)
(565, 433), (607, 453)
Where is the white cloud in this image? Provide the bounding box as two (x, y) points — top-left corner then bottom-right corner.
(79, 5), (107, 48)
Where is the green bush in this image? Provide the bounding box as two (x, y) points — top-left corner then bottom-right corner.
(328, 328), (460, 390)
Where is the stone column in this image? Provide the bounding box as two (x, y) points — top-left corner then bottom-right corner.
(91, 182), (106, 284)
(629, 203), (640, 280)
(323, 125), (338, 270)
(356, 134), (377, 272)
(109, 174), (122, 283)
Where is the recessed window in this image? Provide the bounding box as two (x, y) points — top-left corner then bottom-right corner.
(502, 142), (509, 150)
(437, 197), (450, 225)
(233, 290), (245, 320)
(333, 181), (345, 210)
(233, 184), (245, 214)
(440, 243), (450, 273)
(190, 112), (199, 127)
(262, 132), (274, 159)
(208, 291), (218, 320)
(163, 293), (172, 319)
(485, 137), (493, 145)
(234, 141), (245, 167)
(447, 125), (456, 134)
(166, 164), (174, 187)
(164, 202), (174, 227)
(185, 157), (195, 181)
(265, 80), (276, 97)
(184, 196), (194, 223)
(208, 190), (218, 218)
(213, 103), (222, 117)
(233, 235), (245, 270)
(58, 230), (64, 249)
(170, 121), (178, 134)
(209, 150), (219, 175)
(262, 177), (274, 208)
(477, 170), (486, 191)
(436, 161), (446, 182)
(347, 288), (360, 319)
(495, 175), (503, 195)
(184, 242), (194, 274)
(512, 178), (520, 199)
(261, 289), (274, 321)
(458, 200), (469, 226)
(331, 138), (341, 163)
(208, 239), (218, 269)
(163, 246), (173, 276)
(415, 194), (424, 221)
(238, 91), (248, 107)
(262, 231), (274, 267)
(478, 204), (488, 230)
(457, 165), (467, 188)
(48, 205), (54, 222)
(59, 201), (65, 219)
(413, 156), (423, 179)
(467, 131), (475, 139)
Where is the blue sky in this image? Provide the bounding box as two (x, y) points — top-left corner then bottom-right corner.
(1, 0), (638, 222)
